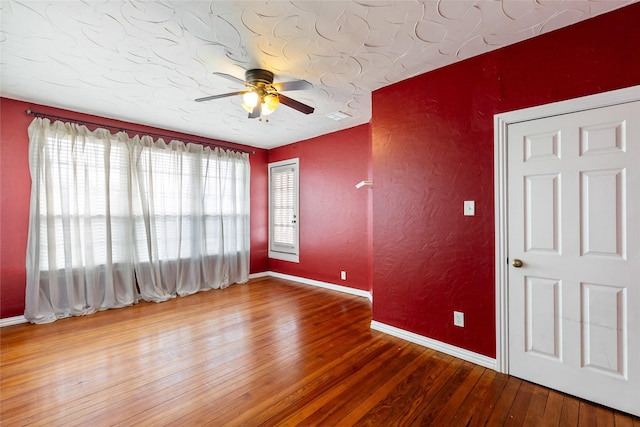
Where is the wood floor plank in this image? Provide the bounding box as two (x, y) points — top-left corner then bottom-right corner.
(483, 374), (523, 425)
(560, 394), (581, 427)
(579, 401), (599, 427)
(504, 379), (538, 425)
(423, 363), (486, 425)
(614, 411), (636, 427)
(595, 405), (616, 427)
(449, 368), (503, 426)
(1, 276), (638, 426)
(540, 390), (565, 426)
(521, 383), (550, 427)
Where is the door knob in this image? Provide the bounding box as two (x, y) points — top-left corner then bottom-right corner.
(512, 259), (523, 268)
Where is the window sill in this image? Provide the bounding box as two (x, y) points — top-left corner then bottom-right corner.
(268, 251), (299, 263)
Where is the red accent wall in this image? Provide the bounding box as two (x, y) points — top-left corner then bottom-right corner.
(268, 124), (372, 292)
(0, 99), (32, 318)
(0, 98), (268, 318)
(371, 4), (640, 358)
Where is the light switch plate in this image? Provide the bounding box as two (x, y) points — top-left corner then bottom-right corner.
(464, 200), (475, 216)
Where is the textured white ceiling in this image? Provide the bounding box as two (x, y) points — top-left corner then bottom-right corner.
(0, 1), (634, 149)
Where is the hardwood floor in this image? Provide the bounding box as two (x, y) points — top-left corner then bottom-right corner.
(1, 276), (638, 426)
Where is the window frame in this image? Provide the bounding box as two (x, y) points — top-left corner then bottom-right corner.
(268, 158), (299, 263)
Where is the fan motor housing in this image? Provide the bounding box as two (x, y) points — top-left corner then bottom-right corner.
(245, 69), (274, 86)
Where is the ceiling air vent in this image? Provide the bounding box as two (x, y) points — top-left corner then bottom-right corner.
(325, 111), (351, 121)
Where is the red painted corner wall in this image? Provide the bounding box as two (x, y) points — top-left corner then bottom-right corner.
(0, 99), (32, 318)
(268, 124), (372, 292)
(0, 98), (269, 318)
(371, 4), (640, 358)
(249, 149), (269, 274)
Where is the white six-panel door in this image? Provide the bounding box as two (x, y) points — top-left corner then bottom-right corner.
(507, 100), (640, 416)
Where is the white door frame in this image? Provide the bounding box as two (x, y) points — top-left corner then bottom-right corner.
(493, 85), (640, 374)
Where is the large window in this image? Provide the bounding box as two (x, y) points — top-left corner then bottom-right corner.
(131, 142), (249, 263)
(268, 158), (299, 262)
(37, 134), (132, 271)
(25, 118), (250, 323)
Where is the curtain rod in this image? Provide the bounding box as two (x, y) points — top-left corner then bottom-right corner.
(25, 109), (255, 155)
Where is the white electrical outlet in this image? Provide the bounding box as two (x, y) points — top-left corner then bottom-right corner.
(454, 311), (465, 327)
(464, 200), (475, 216)
(340, 271), (346, 280)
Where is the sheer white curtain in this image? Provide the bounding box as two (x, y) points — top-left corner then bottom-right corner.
(131, 135), (250, 301)
(25, 118), (250, 323)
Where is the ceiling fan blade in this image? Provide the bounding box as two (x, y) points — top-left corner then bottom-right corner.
(248, 103), (261, 119)
(279, 95), (314, 114)
(212, 72), (248, 86)
(272, 80), (312, 92)
(195, 91), (247, 102)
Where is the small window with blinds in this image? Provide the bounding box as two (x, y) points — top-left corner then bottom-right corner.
(268, 158), (299, 262)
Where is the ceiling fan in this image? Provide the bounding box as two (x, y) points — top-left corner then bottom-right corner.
(195, 69), (314, 120)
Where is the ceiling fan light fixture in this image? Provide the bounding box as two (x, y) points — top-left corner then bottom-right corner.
(197, 68), (314, 118)
(261, 94), (280, 115)
(241, 102), (252, 113)
(242, 91), (259, 108)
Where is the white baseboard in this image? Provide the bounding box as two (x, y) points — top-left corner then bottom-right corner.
(0, 315), (28, 327)
(256, 271), (372, 302)
(371, 320), (497, 370)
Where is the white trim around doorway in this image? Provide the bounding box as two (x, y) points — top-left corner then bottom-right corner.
(493, 85), (640, 374)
